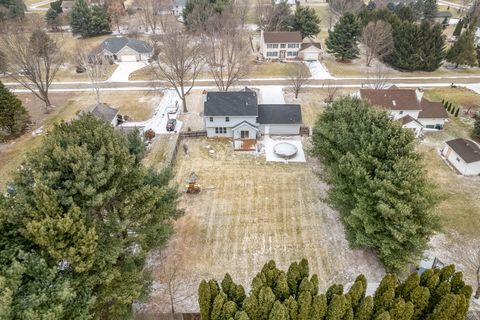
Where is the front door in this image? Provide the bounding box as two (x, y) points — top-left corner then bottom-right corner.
(279, 50), (286, 59)
(240, 130), (249, 139)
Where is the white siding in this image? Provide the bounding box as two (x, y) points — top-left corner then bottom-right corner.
(418, 118), (446, 129)
(259, 124), (300, 135)
(232, 124), (258, 140)
(402, 122), (423, 138)
(443, 146), (480, 175)
(204, 116), (258, 138)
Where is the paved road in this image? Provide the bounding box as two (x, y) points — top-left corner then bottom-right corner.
(4, 76), (480, 93)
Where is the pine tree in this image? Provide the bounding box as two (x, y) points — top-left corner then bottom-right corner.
(446, 18), (478, 67)
(312, 97), (438, 271)
(0, 115), (180, 318)
(70, 0), (91, 36)
(453, 19), (464, 37)
(0, 81), (28, 141)
(355, 296), (374, 320)
(455, 107), (460, 117)
(420, 21), (445, 71)
(268, 301), (288, 320)
(473, 117), (480, 139)
(289, 6), (321, 39)
(88, 5), (110, 36)
(326, 12), (362, 61)
(423, 0), (438, 20)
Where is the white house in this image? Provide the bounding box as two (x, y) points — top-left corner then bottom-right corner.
(172, 0), (186, 16)
(94, 37), (153, 62)
(204, 89), (302, 150)
(260, 31), (324, 61)
(400, 115), (424, 138)
(260, 31), (303, 60)
(442, 138), (480, 175)
(358, 87), (449, 135)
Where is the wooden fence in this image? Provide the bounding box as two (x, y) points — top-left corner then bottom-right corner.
(180, 130), (207, 138)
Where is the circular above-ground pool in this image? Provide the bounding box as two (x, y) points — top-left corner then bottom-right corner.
(273, 142), (298, 159)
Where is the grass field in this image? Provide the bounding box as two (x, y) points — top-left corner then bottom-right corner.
(142, 137), (385, 314)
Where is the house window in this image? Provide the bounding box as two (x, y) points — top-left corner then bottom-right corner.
(287, 51), (298, 57)
(240, 130), (249, 139)
(267, 44), (279, 49)
(226, 117), (230, 122)
(399, 111), (404, 115)
(215, 127), (227, 134)
(266, 52), (278, 57)
(288, 43), (299, 48)
(209, 117), (213, 122)
(456, 157), (460, 162)
(280, 44), (286, 48)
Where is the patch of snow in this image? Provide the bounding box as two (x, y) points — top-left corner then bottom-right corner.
(257, 86), (286, 104)
(466, 84), (480, 95)
(449, 18), (459, 25)
(108, 61), (148, 82)
(264, 136), (306, 163)
(304, 60), (333, 80)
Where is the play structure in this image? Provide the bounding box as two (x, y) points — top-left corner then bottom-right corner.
(186, 172), (200, 194)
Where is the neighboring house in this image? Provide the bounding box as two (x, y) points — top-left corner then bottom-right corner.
(299, 42), (322, 61)
(172, 0), (186, 16)
(94, 37), (153, 62)
(358, 87), (449, 136)
(61, 0), (74, 12)
(442, 138), (480, 175)
(260, 31), (303, 60)
(418, 99), (449, 129)
(203, 89), (302, 149)
(433, 11), (452, 25)
(399, 115), (424, 138)
(89, 103), (119, 126)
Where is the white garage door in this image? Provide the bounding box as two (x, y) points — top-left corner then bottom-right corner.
(120, 55), (137, 62)
(303, 52), (318, 61)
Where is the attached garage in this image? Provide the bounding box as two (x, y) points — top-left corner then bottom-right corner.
(120, 55), (137, 62)
(257, 104), (302, 136)
(299, 42), (322, 61)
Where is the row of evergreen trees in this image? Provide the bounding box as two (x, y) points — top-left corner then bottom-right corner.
(198, 259), (472, 320)
(442, 99), (460, 117)
(0, 115), (181, 318)
(70, 0), (110, 37)
(312, 97), (438, 271)
(326, 7), (447, 71)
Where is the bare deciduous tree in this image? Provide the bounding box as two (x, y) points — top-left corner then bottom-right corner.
(1, 30), (64, 113)
(107, 0), (126, 33)
(366, 64), (391, 89)
(234, 0), (249, 29)
(150, 31), (203, 112)
(328, 0), (362, 28)
(204, 10), (251, 91)
(135, 0), (172, 33)
(76, 47), (109, 104)
(255, 0), (273, 31)
(287, 62), (310, 99)
(255, 0), (291, 31)
(361, 20), (394, 67)
(324, 80), (339, 103)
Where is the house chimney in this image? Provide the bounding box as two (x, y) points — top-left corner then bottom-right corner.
(415, 88), (424, 102)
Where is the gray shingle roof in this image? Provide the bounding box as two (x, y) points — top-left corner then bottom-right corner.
(257, 104), (302, 124)
(99, 37), (153, 54)
(446, 138), (480, 163)
(204, 91), (258, 117)
(90, 103), (119, 122)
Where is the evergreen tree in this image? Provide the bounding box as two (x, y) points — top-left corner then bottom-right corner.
(289, 6), (321, 39)
(423, 0), (437, 20)
(453, 19), (464, 37)
(473, 117), (480, 139)
(50, 0), (62, 13)
(312, 97), (439, 271)
(70, 0), (110, 37)
(420, 21), (445, 71)
(326, 12), (362, 61)
(0, 50), (6, 75)
(0, 81), (28, 141)
(0, 115), (180, 318)
(446, 18), (478, 67)
(268, 300), (288, 320)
